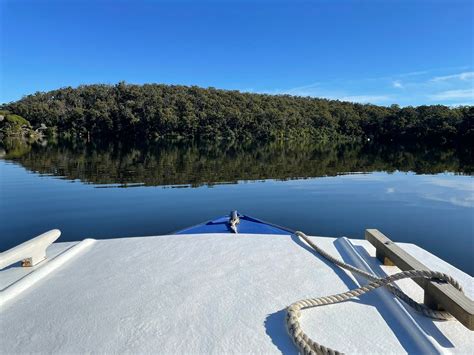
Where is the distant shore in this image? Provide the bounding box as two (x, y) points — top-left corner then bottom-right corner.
(1, 82), (472, 145)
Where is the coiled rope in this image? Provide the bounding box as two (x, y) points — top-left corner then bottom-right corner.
(286, 231), (464, 355)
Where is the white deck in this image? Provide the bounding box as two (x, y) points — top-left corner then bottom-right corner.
(1, 233), (473, 354)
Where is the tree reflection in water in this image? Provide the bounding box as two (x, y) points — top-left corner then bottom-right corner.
(1, 138), (472, 188)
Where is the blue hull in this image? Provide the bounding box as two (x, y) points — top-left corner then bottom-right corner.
(175, 212), (292, 235)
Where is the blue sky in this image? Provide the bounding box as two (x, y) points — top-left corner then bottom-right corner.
(1, 0), (473, 106)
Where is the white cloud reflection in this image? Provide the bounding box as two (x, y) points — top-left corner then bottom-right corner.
(283, 172), (474, 208)
(422, 176), (474, 208)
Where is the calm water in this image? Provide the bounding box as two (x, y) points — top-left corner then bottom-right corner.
(0, 140), (473, 275)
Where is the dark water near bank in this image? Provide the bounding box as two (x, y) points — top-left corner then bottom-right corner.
(0, 139), (473, 275)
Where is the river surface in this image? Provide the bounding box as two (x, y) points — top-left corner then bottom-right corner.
(0, 139), (473, 275)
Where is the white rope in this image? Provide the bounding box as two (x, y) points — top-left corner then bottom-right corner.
(286, 231), (464, 355)
(230, 219), (239, 233)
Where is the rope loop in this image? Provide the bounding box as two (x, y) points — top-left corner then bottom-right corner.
(286, 231), (465, 355)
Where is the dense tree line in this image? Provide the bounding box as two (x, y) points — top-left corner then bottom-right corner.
(2, 82), (473, 144)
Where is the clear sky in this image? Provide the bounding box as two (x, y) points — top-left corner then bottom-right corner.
(1, 0), (473, 106)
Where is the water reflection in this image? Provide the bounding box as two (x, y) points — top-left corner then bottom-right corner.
(1, 139), (473, 275)
(1, 138), (472, 187)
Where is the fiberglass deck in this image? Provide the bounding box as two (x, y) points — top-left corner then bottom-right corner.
(0, 233), (473, 354)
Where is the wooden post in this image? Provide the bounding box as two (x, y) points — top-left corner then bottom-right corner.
(365, 229), (474, 331)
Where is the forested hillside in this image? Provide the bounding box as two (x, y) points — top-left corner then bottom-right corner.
(2, 82), (473, 144)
